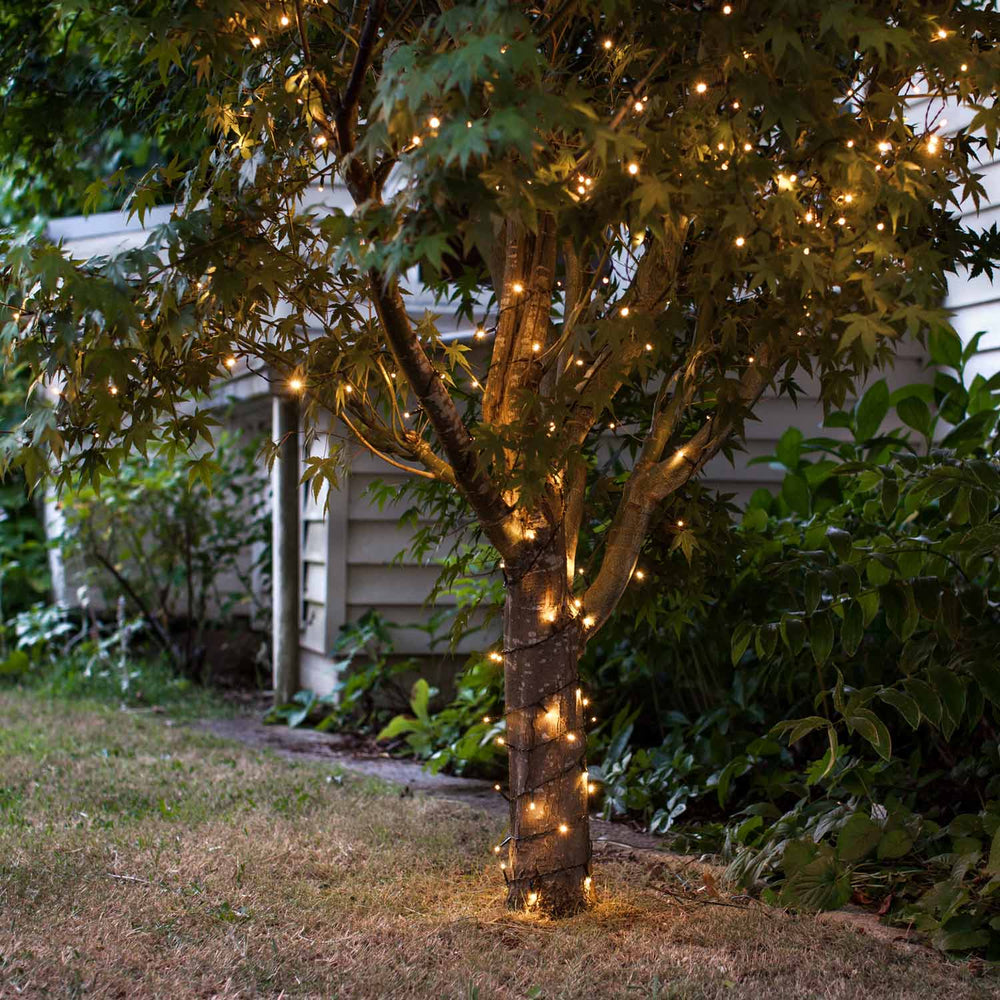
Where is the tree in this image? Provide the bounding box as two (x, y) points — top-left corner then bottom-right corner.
(2, 0), (1000, 915)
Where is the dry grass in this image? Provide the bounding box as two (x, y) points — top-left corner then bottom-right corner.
(0, 689), (995, 1000)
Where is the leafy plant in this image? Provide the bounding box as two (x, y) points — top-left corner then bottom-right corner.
(57, 431), (270, 680)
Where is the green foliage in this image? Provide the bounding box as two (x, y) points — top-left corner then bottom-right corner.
(58, 431), (270, 678)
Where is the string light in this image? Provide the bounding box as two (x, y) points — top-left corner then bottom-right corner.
(836, 216), (846, 226)
(602, 38), (613, 50)
(496, 736), (505, 746)
(876, 222), (885, 231)
(475, 326), (487, 339)
(288, 376), (304, 392)
(645, 343), (653, 352)
(315, 135), (327, 147)
(279, 14), (290, 26)
(558, 823), (569, 834)
(635, 569), (645, 580)
(494, 845), (502, 854)
(489, 651), (503, 662)
(846, 139), (855, 148)
(525, 528), (536, 540)
(224, 355), (237, 369)
(249, 34), (262, 47)
(626, 162), (639, 175)
(109, 385), (118, 396)
(937, 27), (948, 39)
(961, 63), (968, 72)
(677, 519), (685, 527)
(927, 135), (940, 153)
(620, 306), (630, 317)
(743, 142), (753, 152)
(512, 282), (525, 294)
(411, 135), (421, 146)
(723, 3), (732, 13)
(566, 732), (577, 742)
(878, 140), (892, 152)
(695, 82), (708, 94)
(584, 876), (592, 890)
(735, 236), (745, 247)
(582, 615), (595, 628)
(494, 783), (501, 792)
(403, 410), (411, 419)
(528, 892), (538, 906)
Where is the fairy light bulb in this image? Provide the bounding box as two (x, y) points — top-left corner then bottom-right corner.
(403, 411), (411, 419)
(543, 609), (556, 623)
(224, 355), (237, 369)
(529, 800), (537, 811)
(677, 519), (685, 527)
(878, 140), (892, 152)
(836, 216), (846, 226)
(483, 715), (491, 724)
(635, 569), (645, 580)
(315, 135), (327, 147)
(634, 101), (644, 113)
(249, 34), (262, 47)
(843, 194), (853, 204)
(532, 342), (542, 353)
(512, 281), (524, 294)
(109, 385), (118, 396)
(804, 211), (813, 222)
(743, 142), (752, 152)
(572, 598), (582, 610)
(937, 28), (948, 39)
(627, 162), (639, 175)
(279, 14), (290, 26)
(411, 135), (421, 146)
(496, 736), (505, 746)
(961, 63), (968, 72)
(927, 135), (940, 153)
(584, 876), (592, 890)
(528, 892), (538, 905)
(494, 783), (501, 792)
(494, 845), (502, 854)
(620, 306), (630, 317)
(602, 38), (613, 50)
(645, 343), (653, 352)
(723, 3), (732, 12)
(735, 236), (745, 247)
(489, 651), (502, 662)
(876, 222), (885, 231)
(846, 139), (854, 148)
(525, 528), (536, 541)
(288, 376), (304, 392)
(429, 116), (441, 129)
(475, 327), (487, 339)
(559, 824), (569, 834)
(695, 82), (708, 94)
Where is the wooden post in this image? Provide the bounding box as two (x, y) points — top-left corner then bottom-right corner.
(272, 392), (301, 704)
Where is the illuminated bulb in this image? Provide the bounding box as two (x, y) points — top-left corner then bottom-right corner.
(803, 247), (810, 255)
(483, 716), (490, 724)
(411, 135), (421, 146)
(543, 609), (556, 623)
(878, 141), (892, 152)
(627, 162), (639, 175)
(489, 651), (502, 662)
(494, 783), (501, 792)
(608, 423), (616, 430)
(528, 892), (538, 905)
(804, 211), (813, 222)
(345, 385), (353, 394)
(584, 876), (592, 889)
(876, 222), (885, 231)
(429, 116), (441, 129)
(572, 598), (582, 610)
(645, 343), (653, 352)
(577, 184), (586, 194)
(496, 736), (505, 745)
(494, 845), (501, 854)
(717, 142), (725, 152)
(582, 698), (590, 707)
(224, 356), (237, 369)
(836, 216), (846, 226)
(512, 282), (524, 294)
(735, 236), (745, 247)
(846, 139), (854, 148)
(249, 35), (262, 47)
(747, 355), (755, 363)
(695, 82), (708, 94)
(315, 135), (327, 147)
(620, 306), (630, 317)
(961, 63), (968, 72)
(566, 733), (577, 742)
(843, 194), (853, 204)
(500, 862), (506, 870)
(602, 39), (613, 50)
(532, 342), (541, 353)
(289, 377), (304, 392)
(559, 824), (569, 834)
(732, 101), (740, 109)
(723, 3), (732, 12)
(109, 385), (118, 396)
(937, 28), (948, 39)
(635, 569), (645, 580)
(472, 380), (480, 389)
(927, 136), (940, 153)
(743, 142), (752, 152)
(677, 519), (685, 527)
(601, 276), (610, 284)
(588, 783), (596, 793)
(279, 14), (290, 26)
(576, 359), (584, 366)
(403, 411), (411, 419)
(634, 101), (644, 113)
(475, 327), (487, 339)
(525, 529), (536, 540)
(529, 801), (537, 811)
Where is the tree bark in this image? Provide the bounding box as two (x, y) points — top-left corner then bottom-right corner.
(502, 524), (591, 915)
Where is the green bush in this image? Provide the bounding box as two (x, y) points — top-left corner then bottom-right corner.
(58, 431), (270, 679)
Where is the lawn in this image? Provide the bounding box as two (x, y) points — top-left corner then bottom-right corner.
(0, 689), (994, 1000)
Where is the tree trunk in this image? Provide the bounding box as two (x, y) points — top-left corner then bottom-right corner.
(502, 528), (591, 915)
